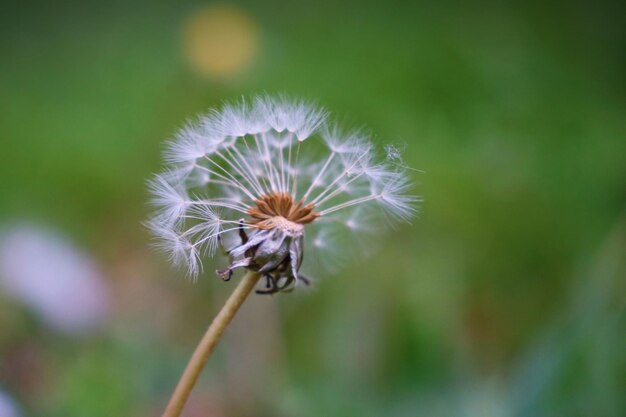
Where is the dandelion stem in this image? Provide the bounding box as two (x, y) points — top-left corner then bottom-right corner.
(161, 270), (262, 417)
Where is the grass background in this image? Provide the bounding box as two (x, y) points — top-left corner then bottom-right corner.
(0, 1), (624, 416)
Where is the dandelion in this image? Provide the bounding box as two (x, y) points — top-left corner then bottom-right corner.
(150, 96), (417, 290)
(149, 95), (419, 417)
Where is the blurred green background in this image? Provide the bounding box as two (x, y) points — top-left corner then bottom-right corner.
(1, 1), (625, 416)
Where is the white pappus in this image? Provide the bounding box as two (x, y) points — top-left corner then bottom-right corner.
(147, 95), (419, 294)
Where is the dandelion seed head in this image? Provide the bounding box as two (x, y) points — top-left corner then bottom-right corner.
(148, 95), (419, 289)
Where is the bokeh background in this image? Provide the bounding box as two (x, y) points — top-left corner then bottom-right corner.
(1, 1), (625, 416)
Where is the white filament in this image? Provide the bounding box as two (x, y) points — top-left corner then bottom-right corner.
(148, 95), (417, 277)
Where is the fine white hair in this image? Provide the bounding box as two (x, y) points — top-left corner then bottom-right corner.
(148, 95), (419, 279)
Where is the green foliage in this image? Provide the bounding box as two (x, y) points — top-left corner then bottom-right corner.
(0, 0), (624, 416)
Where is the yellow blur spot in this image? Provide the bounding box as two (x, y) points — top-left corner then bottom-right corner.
(183, 5), (260, 79)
